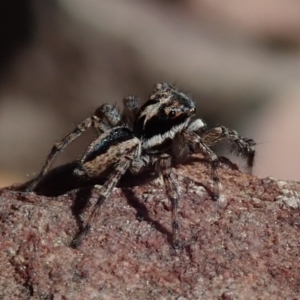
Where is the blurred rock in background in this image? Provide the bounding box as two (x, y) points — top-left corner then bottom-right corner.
(1, 0), (300, 187)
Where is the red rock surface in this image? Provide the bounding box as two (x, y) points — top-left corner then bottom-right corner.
(1, 157), (300, 299)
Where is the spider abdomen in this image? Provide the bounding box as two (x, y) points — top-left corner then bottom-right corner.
(78, 127), (140, 179)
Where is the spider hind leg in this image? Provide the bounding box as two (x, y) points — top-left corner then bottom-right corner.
(26, 104), (124, 192)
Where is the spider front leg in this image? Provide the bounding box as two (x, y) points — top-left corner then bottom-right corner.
(156, 153), (181, 249)
(201, 126), (256, 173)
(173, 129), (221, 201)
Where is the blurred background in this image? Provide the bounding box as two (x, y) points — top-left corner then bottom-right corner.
(1, 0), (300, 187)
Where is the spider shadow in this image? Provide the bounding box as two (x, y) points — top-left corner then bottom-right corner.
(182, 155), (240, 199)
(40, 165), (171, 245)
(70, 170), (172, 246)
(121, 187), (172, 246)
(14, 162), (90, 197)
(71, 187), (93, 234)
(11, 160), (170, 245)
(186, 155), (240, 172)
(12, 156), (238, 247)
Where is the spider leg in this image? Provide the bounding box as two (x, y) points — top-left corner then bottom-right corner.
(27, 117), (96, 192)
(121, 96), (140, 128)
(156, 153), (181, 249)
(94, 104), (121, 134)
(71, 158), (132, 248)
(71, 128), (142, 247)
(27, 104), (122, 192)
(173, 130), (220, 201)
(201, 126), (256, 173)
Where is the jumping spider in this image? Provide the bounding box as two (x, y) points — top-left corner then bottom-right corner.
(26, 83), (255, 249)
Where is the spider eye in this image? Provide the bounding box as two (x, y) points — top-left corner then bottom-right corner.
(169, 110), (176, 118)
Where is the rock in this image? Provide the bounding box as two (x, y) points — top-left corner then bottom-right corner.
(0, 156), (300, 299)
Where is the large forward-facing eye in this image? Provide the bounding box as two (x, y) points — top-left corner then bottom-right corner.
(169, 109), (176, 118)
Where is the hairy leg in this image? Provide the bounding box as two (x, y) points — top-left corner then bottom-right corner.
(156, 153), (181, 248)
(71, 155), (137, 248)
(27, 104), (124, 192)
(201, 126), (255, 173)
(27, 116), (97, 191)
(173, 130), (220, 200)
(122, 96), (140, 128)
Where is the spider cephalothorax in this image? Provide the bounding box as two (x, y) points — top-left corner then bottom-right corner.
(134, 83), (196, 152)
(26, 83), (255, 249)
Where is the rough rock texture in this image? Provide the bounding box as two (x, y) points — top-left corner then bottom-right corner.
(1, 157), (300, 299)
